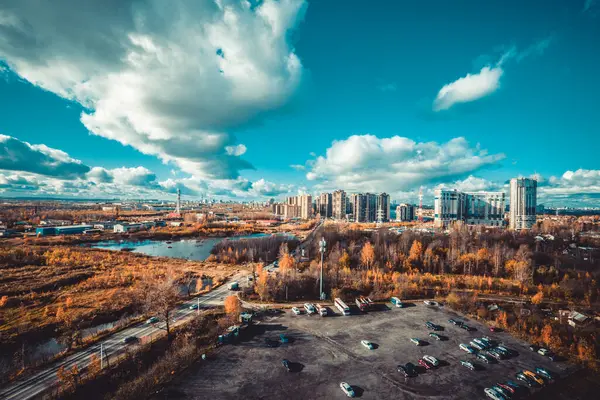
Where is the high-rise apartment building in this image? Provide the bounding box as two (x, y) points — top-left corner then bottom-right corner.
(434, 189), (505, 228)
(299, 194), (313, 220)
(377, 193), (391, 222)
(396, 203), (415, 222)
(509, 178), (537, 230)
(316, 192), (332, 218)
(332, 190), (347, 220)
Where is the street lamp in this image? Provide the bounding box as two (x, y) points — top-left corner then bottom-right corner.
(319, 237), (326, 300)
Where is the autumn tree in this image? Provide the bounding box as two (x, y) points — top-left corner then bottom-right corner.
(255, 269), (270, 301)
(531, 290), (544, 305)
(279, 252), (295, 274)
(339, 250), (350, 271)
(360, 242), (375, 270)
(224, 295), (242, 320)
(143, 275), (180, 340)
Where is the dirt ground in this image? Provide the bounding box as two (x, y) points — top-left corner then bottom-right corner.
(156, 301), (576, 400)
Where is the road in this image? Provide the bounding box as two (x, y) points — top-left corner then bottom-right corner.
(0, 222), (323, 400)
(0, 274), (244, 400)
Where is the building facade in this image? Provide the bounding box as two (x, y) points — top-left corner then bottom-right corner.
(509, 178), (537, 230)
(396, 203), (415, 222)
(377, 193), (391, 222)
(434, 189), (506, 228)
(332, 190), (347, 220)
(299, 194), (313, 220)
(316, 192), (332, 218)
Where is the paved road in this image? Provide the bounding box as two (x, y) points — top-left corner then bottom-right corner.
(0, 223), (322, 400)
(0, 275), (244, 400)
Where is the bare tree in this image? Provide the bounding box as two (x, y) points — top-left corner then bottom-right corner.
(143, 276), (180, 340)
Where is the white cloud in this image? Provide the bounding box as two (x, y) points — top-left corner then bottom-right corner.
(544, 169), (600, 195)
(0, 0), (307, 179)
(305, 134), (505, 196)
(290, 164), (305, 171)
(0, 134), (90, 179)
(436, 175), (500, 192)
(433, 65), (503, 111)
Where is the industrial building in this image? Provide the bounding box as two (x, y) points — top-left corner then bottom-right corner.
(35, 224), (93, 236)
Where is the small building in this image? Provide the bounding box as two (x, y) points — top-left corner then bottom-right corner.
(169, 221), (184, 227)
(94, 221), (117, 230)
(113, 223), (144, 233)
(55, 225), (93, 235)
(568, 311), (590, 328)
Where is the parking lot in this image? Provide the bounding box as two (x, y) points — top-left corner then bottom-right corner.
(159, 302), (574, 399)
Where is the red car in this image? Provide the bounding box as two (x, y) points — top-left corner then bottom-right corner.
(497, 383), (515, 394)
(418, 358), (432, 370)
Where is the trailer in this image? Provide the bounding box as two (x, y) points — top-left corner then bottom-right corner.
(316, 304), (328, 317)
(334, 298), (351, 316)
(355, 297), (369, 312)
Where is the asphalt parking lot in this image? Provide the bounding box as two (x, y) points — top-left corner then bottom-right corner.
(159, 302), (574, 400)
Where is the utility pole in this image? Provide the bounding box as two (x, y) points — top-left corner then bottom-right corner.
(197, 297), (200, 316)
(319, 238), (326, 300)
(100, 343), (104, 369)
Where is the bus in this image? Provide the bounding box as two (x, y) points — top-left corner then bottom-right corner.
(334, 298), (351, 316)
(316, 304), (328, 317)
(303, 303), (316, 314)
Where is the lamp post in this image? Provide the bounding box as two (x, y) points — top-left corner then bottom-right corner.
(319, 237), (326, 300)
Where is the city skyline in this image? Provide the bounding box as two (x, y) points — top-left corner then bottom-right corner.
(0, 1), (599, 207)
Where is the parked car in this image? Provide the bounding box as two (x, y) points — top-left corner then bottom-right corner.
(535, 367), (556, 380)
(523, 370), (545, 386)
(487, 350), (503, 361)
(426, 321), (443, 331)
(423, 300), (438, 306)
(495, 346), (510, 356)
(123, 336), (138, 344)
(460, 324), (474, 331)
(361, 340), (374, 350)
(429, 332), (442, 341)
(418, 358), (432, 370)
(397, 362), (418, 377)
(477, 353), (494, 364)
(461, 360), (476, 371)
(423, 355), (440, 367)
(470, 341), (485, 351)
(489, 326), (501, 332)
(548, 353), (559, 362)
(340, 382), (355, 398)
(529, 344), (540, 352)
(279, 334), (289, 344)
(516, 372), (537, 387)
(146, 316), (159, 324)
(282, 359), (291, 371)
(291, 307), (301, 315)
(448, 319), (462, 326)
(459, 343), (476, 354)
(410, 338), (423, 346)
(538, 348), (552, 356)
(493, 385), (512, 399)
(484, 387), (504, 400)
(497, 383), (516, 395)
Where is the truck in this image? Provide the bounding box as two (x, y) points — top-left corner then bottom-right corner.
(316, 304), (328, 317)
(355, 297), (369, 312)
(228, 281), (239, 290)
(391, 297), (404, 308)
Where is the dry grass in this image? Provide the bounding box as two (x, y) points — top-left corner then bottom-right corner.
(0, 245), (249, 344)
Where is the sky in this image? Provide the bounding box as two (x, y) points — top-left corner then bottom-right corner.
(0, 0), (599, 206)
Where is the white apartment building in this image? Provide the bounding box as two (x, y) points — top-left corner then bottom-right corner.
(396, 203), (415, 222)
(509, 178), (537, 230)
(434, 189), (505, 228)
(332, 190), (347, 220)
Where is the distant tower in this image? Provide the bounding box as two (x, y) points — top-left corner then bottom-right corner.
(418, 187), (424, 223)
(376, 206), (384, 227)
(176, 188), (181, 214)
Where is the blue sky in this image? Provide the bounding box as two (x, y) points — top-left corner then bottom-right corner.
(0, 0), (599, 206)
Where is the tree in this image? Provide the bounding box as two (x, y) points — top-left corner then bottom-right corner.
(224, 295), (241, 320)
(279, 252), (295, 274)
(143, 276), (180, 340)
(88, 353), (101, 378)
(255, 270), (270, 301)
(339, 250), (350, 270)
(360, 242), (375, 270)
(531, 290), (544, 305)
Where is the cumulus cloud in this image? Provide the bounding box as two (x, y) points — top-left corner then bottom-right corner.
(433, 65), (503, 111)
(436, 175), (500, 193)
(305, 134), (505, 195)
(290, 164), (305, 171)
(0, 134), (90, 179)
(544, 169), (600, 195)
(0, 0), (307, 179)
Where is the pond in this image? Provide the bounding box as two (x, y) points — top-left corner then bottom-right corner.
(89, 232), (293, 261)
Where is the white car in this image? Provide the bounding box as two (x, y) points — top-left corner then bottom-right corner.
(291, 307), (301, 315)
(424, 300), (438, 306)
(422, 355), (439, 367)
(340, 382), (355, 398)
(361, 340), (374, 350)
(538, 348), (551, 356)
